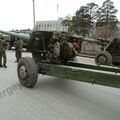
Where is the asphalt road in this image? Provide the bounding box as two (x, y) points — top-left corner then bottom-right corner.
(0, 50), (120, 120)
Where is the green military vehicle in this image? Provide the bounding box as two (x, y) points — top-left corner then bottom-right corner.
(95, 38), (120, 66)
(2, 34), (15, 50)
(0, 30), (120, 89)
(3, 30), (30, 50)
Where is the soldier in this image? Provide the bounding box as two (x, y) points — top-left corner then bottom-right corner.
(72, 39), (79, 52)
(0, 35), (7, 68)
(15, 37), (23, 62)
(60, 38), (78, 64)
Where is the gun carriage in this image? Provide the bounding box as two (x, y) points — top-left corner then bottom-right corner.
(0, 30), (120, 89)
(95, 38), (120, 66)
(68, 34), (120, 66)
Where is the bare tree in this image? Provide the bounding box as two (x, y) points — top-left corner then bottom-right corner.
(95, 24), (116, 39)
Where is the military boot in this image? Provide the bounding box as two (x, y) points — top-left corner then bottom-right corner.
(3, 64), (7, 68)
(0, 63), (2, 67)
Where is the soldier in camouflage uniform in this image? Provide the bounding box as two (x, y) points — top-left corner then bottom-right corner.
(60, 41), (78, 64)
(15, 37), (23, 62)
(48, 32), (78, 64)
(0, 35), (7, 68)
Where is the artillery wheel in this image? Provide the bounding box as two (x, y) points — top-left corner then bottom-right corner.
(95, 51), (112, 65)
(17, 57), (38, 88)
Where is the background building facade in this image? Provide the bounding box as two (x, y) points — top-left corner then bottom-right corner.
(33, 18), (68, 32)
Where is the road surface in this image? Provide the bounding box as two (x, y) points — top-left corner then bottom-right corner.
(0, 50), (120, 120)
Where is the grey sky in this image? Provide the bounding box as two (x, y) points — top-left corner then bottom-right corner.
(0, 0), (119, 30)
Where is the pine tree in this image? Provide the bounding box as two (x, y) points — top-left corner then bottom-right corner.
(96, 0), (118, 27)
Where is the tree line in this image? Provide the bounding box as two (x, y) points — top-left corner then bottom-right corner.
(62, 0), (118, 40)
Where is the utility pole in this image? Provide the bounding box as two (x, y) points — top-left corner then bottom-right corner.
(32, 0), (35, 28)
(57, 3), (59, 20)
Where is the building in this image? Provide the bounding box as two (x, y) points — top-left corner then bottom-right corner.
(33, 18), (68, 32)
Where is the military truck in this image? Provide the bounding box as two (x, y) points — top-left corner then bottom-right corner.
(3, 34), (15, 49)
(0, 29), (120, 89)
(3, 30), (30, 50)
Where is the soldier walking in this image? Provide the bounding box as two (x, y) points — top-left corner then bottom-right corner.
(15, 37), (23, 62)
(0, 35), (7, 68)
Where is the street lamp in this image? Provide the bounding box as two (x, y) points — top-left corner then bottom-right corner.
(32, 0), (35, 28)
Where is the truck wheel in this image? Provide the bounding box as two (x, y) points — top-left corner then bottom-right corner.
(95, 51), (112, 65)
(17, 57), (38, 88)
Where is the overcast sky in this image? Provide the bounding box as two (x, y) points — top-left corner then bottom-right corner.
(0, 0), (119, 30)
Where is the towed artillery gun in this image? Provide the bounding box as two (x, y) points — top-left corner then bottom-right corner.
(0, 30), (120, 89)
(68, 34), (120, 66)
(95, 38), (120, 66)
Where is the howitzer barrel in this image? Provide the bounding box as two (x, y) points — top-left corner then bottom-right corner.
(0, 30), (30, 41)
(70, 34), (109, 45)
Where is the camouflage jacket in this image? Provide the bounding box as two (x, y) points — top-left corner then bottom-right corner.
(15, 39), (23, 51)
(0, 39), (6, 53)
(60, 42), (78, 60)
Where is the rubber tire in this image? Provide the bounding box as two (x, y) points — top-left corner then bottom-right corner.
(95, 51), (112, 65)
(17, 57), (38, 88)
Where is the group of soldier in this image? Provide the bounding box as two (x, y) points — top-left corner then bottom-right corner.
(0, 34), (23, 68)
